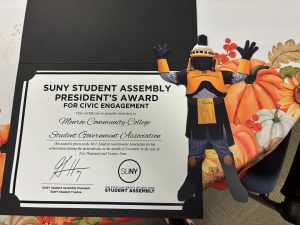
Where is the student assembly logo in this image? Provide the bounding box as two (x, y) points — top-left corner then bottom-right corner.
(118, 159), (141, 183)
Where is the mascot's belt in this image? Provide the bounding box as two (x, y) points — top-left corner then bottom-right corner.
(188, 98), (223, 124)
(188, 97), (223, 105)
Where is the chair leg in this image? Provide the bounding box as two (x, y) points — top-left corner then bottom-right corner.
(281, 197), (300, 225)
(280, 140), (300, 224)
(249, 192), (300, 224)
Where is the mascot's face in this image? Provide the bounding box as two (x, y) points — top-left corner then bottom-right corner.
(191, 56), (215, 71)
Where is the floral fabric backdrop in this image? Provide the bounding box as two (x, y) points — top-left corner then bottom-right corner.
(197, 0), (300, 188)
(202, 39), (300, 188)
(0, 0), (26, 195)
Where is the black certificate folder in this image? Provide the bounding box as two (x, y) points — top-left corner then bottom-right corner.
(1, 0), (200, 218)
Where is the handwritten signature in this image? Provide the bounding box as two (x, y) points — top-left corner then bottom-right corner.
(50, 156), (90, 182)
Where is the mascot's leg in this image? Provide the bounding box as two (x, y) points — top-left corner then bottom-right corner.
(212, 138), (248, 203)
(177, 138), (205, 201)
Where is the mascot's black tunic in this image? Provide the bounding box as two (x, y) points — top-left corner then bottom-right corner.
(176, 69), (235, 146)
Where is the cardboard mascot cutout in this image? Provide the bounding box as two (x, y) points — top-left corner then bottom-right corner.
(153, 34), (259, 203)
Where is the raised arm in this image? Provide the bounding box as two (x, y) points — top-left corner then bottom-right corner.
(222, 40), (259, 84)
(153, 44), (187, 85)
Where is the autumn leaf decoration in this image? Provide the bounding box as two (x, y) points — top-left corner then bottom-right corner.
(268, 39), (300, 69)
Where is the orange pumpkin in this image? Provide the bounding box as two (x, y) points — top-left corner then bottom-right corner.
(220, 59), (284, 125)
(202, 123), (259, 188)
(0, 152), (6, 192)
(0, 124), (10, 145)
(219, 58), (266, 72)
(0, 124), (9, 192)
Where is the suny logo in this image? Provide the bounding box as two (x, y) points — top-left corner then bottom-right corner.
(118, 159), (141, 183)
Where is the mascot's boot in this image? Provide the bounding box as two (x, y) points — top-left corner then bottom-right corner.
(177, 158), (202, 201)
(219, 152), (248, 203)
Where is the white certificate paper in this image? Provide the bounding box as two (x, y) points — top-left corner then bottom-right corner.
(10, 71), (188, 210)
